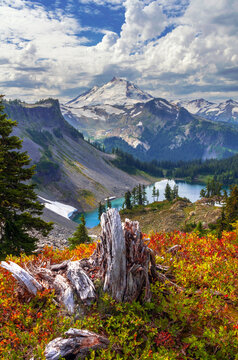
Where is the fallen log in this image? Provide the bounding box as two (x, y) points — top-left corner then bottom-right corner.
(44, 328), (109, 360)
(66, 261), (95, 303)
(0, 260), (95, 313)
(1, 261), (42, 295)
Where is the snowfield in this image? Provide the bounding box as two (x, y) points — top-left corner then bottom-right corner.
(39, 196), (78, 219)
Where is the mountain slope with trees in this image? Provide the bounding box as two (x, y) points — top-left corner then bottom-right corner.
(170, 153), (238, 185)
(3, 98), (148, 212)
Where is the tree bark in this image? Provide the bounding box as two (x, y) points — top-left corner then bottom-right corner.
(99, 209), (127, 302)
(93, 209), (157, 302)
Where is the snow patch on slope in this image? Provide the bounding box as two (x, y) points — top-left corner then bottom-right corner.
(39, 196), (77, 219)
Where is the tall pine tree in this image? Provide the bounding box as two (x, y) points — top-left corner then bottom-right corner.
(164, 183), (172, 201)
(124, 191), (132, 210)
(68, 214), (90, 249)
(0, 96), (52, 259)
(98, 201), (106, 220)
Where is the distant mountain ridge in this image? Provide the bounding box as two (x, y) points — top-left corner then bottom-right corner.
(61, 78), (238, 161)
(174, 98), (238, 124)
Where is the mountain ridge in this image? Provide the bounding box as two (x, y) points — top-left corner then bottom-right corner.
(61, 78), (238, 161)
(175, 98), (238, 124)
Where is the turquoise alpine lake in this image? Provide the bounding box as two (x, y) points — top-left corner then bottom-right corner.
(72, 179), (205, 228)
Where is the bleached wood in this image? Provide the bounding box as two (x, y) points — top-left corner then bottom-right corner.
(166, 244), (182, 254)
(100, 208), (127, 302)
(96, 210), (157, 302)
(53, 274), (75, 313)
(44, 328), (109, 360)
(0, 261), (42, 295)
(66, 261), (95, 303)
(123, 218), (152, 301)
(51, 260), (69, 271)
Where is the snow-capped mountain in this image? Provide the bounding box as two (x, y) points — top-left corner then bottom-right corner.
(174, 99), (215, 115)
(61, 77), (154, 129)
(61, 78), (180, 152)
(175, 99), (238, 124)
(67, 77), (153, 107)
(61, 78), (238, 161)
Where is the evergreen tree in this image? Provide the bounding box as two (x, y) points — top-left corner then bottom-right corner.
(0, 96), (53, 259)
(142, 184), (147, 205)
(138, 184), (143, 205)
(131, 187), (137, 207)
(68, 214), (90, 249)
(98, 201), (106, 220)
(216, 207), (226, 238)
(200, 179), (223, 199)
(225, 185), (238, 229)
(152, 185), (156, 202)
(124, 191), (132, 210)
(200, 188), (206, 198)
(164, 183), (172, 201)
(223, 189), (228, 202)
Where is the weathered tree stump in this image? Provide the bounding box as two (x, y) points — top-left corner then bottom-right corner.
(93, 209), (156, 302)
(0, 209), (159, 310)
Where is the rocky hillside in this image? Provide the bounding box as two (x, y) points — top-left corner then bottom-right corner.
(61, 78), (238, 161)
(4, 98), (147, 211)
(120, 199), (222, 234)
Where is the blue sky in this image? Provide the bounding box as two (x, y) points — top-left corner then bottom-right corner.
(30, 0), (126, 45)
(0, 0), (237, 102)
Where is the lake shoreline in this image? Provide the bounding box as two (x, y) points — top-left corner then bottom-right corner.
(73, 179), (206, 228)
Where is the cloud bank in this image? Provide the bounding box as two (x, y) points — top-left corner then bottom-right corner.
(0, 0), (237, 101)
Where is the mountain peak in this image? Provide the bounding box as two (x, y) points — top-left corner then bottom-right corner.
(111, 76), (125, 82)
(66, 78), (153, 107)
(225, 99), (237, 104)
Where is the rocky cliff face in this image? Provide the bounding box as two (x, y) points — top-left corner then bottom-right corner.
(4, 99), (146, 211)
